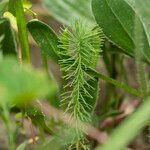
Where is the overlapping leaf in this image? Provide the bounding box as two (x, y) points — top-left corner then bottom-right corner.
(0, 18), (17, 55)
(43, 0), (94, 26)
(92, 0), (150, 62)
(27, 20), (60, 63)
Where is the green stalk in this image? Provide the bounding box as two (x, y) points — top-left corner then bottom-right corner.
(87, 68), (143, 98)
(134, 17), (148, 98)
(15, 0), (31, 63)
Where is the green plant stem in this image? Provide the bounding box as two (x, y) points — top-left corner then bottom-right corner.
(86, 68), (143, 98)
(135, 55), (148, 98)
(134, 17), (148, 98)
(15, 0), (31, 63)
(2, 106), (15, 150)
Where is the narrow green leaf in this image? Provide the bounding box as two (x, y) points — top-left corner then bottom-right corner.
(27, 20), (60, 63)
(0, 57), (57, 107)
(92, 0), (150, 62)
(0, 18), (17, 55)
(96, 97), (150, 150)
(43, 0), (94, 26)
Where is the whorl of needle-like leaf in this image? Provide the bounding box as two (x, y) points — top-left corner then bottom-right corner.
(58, 21), (104, 123)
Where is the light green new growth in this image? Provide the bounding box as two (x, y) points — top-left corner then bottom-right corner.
(59, 21), (103, 121)
(58, 21), (104, 146)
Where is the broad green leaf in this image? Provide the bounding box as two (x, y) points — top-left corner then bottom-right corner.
(0, 0), (8, 17)
(43, 0), (94, 25)
(125, 0), (150, 58)
(0, 18), (17, 55)
(92, 0), (150, 62)
(96, 97), (150, 150)
(0, 57), (57, 107)
(27, 20), (60, 63)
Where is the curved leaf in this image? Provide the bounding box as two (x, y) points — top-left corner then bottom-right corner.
(27, 20), (60, 63)
(92, 0), (150, 62)
(0, 18), (17, 55)
(43, 0), (94, 25)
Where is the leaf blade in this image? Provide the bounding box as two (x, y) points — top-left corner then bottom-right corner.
(92, 0), (150, 62)
(0, 18), (17, 55)
(43, 0), (94, 26)
(27, 20), (60, 63)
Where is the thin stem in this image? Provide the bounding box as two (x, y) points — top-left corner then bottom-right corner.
(134, 16), (149, 98)
(15, 0), (31, 63)
(86, 68), (144, 98)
